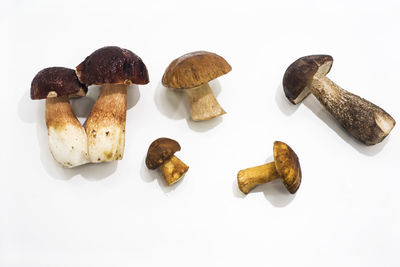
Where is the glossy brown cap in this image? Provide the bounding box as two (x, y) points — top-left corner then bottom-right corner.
(283, 55), (333, 104)
(76, 46), (149, 86)
(162, 51), (231, 89)
(273, 141), (301, 194)
(145, 138), (181, 169)
(31, 67), (87, 100)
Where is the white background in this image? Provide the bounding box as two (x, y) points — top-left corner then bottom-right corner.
(1, 0), (400, 266)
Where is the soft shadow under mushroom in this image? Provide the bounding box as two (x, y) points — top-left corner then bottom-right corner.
(153, 81), (188, 120)
(127, 84), (140, 110)
(18, 90), (38, 123)
(186, 116), (223, 132)
(154, 80), (224, 132)
(262, 180), (296, 207)
(275, 84), (299, 116)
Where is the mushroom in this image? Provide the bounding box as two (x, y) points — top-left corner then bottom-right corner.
(237, 141), (301, 194)
(145, 138), (189, 186)
(76, 46), (149, 162)
(31, 67), (89, 168)
(162, 51), (231, 121)
(283, 55), (396, 145)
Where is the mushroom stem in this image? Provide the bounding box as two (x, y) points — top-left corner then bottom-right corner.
(185, 83), (226, 121)
(310, 72), (396, 145)
(45, 96), (88, 168)
(161, 155), (189, 186)
(237, 162), (279, 194)
(85, 83), (127, 162)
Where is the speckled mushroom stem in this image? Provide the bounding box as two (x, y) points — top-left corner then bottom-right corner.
(310, 72), (396, 145)
(85, 83), (127, 162)
(161, 155), (189, 186)
(45, 96), (88, 167)
(237, 162), (279, 194)
(185, 83), (226, 121)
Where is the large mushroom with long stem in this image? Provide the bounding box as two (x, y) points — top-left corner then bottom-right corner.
(237, 141), (301, 194)
(31, 67), (89, 168)
(76, 46), (149, 163)
(283, 55), (396, 145)
(162, 51), (231, 121)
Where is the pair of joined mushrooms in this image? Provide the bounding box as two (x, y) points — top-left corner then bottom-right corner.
(31, 46), (149, 167)
(31, 48), (229, 168)
(283, 55), (396, 145)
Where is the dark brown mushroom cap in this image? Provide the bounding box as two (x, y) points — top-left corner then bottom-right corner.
(283, 55), (333, 104)
(145, 138), (181, 169)
(273, 141), (301, 194)
(76, 46), (149, 86)
(162, 51), (232, 89)
(31, 67), (88, 100)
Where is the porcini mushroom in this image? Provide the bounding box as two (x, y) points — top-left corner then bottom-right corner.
(237, 141), (301, 194)
(76, 46), (149, 162)
(283, 55), (396, 145)
(162, 51), (231, 121)
(145, 138), (189, 186)
(31, 67), (89, 168)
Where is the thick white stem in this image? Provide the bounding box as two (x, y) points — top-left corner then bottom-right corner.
(85, 84), (127, 162)
(46, 96), (88, 168)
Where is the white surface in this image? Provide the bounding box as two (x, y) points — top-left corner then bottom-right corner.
(1, 0), (400, 266)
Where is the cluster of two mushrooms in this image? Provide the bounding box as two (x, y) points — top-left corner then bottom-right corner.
(31, 46), (149, 167)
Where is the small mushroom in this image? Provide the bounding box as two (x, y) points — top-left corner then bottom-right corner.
(283, 55), (396, 145)
(162, 51), (231, 121)
(31, 67), (89, 168)
(145, 138), (189, 186)
(237, 141), (301, 194)
(76, 46), (149, 162)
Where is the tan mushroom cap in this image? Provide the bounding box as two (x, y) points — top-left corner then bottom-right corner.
(273, 141), (301, 194)
(145, 138), (181, 169)
(162, 51), (232, 89)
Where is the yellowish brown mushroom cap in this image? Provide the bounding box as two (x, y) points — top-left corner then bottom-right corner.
(273, 141), (301, 194)
(162, 51), (232, 89)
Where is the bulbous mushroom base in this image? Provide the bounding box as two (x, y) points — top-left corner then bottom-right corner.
(161, 155), (189, 186)
(185, 83), (226, 121)
(310, 72), (396, 145)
